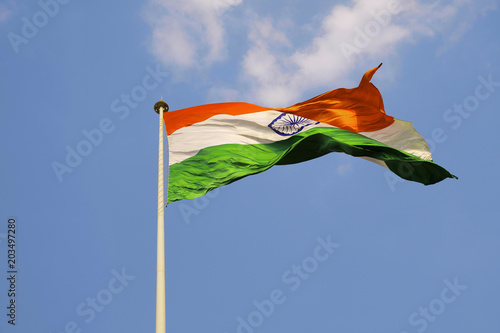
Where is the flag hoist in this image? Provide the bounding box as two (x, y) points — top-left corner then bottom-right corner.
(154, 99), (169, 333)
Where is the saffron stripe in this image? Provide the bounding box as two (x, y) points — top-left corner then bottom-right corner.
(164, 64), (394, 135)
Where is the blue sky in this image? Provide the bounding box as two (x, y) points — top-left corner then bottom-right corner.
(1, 0), (500, 332)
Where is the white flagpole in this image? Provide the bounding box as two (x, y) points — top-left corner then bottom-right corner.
(154, 100), (169, 333)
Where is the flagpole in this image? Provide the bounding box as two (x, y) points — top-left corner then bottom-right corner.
(154, 99), (169, 333)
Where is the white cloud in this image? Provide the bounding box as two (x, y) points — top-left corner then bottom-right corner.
(143, 0), (242, 69)
(142, 0), (497, 105)
(239, 0), (499, 106)
(241, 0), (413, 106)
(241, 1), (431, 106)
(435, 0), (498, 56)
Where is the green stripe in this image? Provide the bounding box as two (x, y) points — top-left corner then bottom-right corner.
(167, 127), (456, 203)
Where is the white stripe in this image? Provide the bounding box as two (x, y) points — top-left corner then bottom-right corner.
(168, 113), (432, 167)
(360, 118), (432, 161)
(167, 111), (334, 165)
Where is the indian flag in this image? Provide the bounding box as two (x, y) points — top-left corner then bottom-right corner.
(164, 64), (456, 203)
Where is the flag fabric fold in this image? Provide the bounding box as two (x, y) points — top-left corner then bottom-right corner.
(164, 64), (456, 203)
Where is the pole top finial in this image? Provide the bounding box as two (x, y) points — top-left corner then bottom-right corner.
(154, 100), (169, 114)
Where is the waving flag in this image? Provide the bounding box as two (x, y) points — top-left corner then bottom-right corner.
(164, 64), (456, 203)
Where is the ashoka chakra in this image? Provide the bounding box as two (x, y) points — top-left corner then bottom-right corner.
(268, 113), (319, 136)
